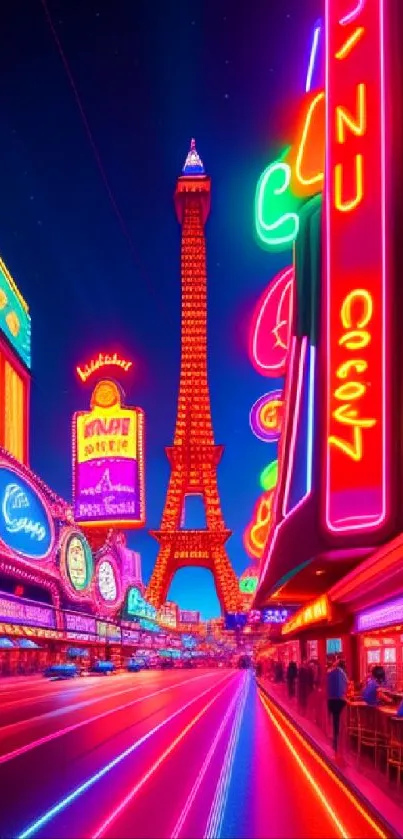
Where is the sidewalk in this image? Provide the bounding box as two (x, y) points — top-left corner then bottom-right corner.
(258, 678), (403, 838)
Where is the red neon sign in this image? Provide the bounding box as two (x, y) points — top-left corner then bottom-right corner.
(324, 0), (389, 533)
(249, 267), (294, 378)
(287, 91), (325, 198)
(76, 353), (133, 383)
(243, 490), (275, 561)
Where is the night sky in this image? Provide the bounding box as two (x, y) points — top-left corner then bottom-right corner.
(0, 0), (321, 618)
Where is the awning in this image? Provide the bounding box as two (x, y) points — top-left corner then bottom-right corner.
(0, 636), (14, 648)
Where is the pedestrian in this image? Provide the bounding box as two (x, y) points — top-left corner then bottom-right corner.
(361, 665), (390, 705)
(326, 658), (348, 759)
(286, 660), (298, 699)
(297, 658), (310, 713)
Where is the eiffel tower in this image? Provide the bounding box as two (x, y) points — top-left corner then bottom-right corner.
(146, 140), (240, 614)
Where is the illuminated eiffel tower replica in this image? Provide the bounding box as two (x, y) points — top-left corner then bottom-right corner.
(146, 140), (240, 614)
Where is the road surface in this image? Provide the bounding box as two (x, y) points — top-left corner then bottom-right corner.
(0, 669), (391, 838)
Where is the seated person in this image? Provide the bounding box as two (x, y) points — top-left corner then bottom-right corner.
(362, 666), (388, 705)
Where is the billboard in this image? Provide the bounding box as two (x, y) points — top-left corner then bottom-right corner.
(0, 258), (31, 369)
(72, 379), (145, 527)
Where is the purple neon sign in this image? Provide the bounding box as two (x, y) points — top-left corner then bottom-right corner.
(355, 596), (403, 633)
(74, 459), (140, 524)
(249, 390), (284, 443)
(0, 592), (55, 629)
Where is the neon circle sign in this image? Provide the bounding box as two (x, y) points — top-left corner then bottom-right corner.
(249, 266), (294, 378)
(61, 528), (93, 596)
(98, 559), (118, 602)
(250, 390), (284, 442)
(0, 465), (54, 559)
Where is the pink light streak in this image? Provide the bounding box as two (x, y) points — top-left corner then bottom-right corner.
(170, 676), (246, 839)
(0, 672), (213, 766)
(91, 676), (236, 839)
(339, 0), (365, 26)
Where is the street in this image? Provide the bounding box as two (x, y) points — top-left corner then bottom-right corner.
(0, 669), (390, 838)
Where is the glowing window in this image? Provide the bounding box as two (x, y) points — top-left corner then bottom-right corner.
(4, 360), (25, 462)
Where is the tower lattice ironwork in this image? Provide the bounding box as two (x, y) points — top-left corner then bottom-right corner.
(146, 140), (241, 614)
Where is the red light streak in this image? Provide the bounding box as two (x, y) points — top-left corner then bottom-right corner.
(0, 672), (212, 766)
(259, 691), (388, 839)
(91, 677), (235, 839)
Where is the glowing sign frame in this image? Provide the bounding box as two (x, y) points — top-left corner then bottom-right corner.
(0, 258), (31, 370)
(244, 489), (276, 561)
(59, 527), (94, 602)
(72, 379), (146, 528)
(249, 390), (284, 443)
(0, 460), (55, 561)
(76, 353), (133, 383)
(355, 596), (403, 633)
(254, 150), (300, 251)
(324, 0), (389, 534)
(94, 551), (123, 612)
(249, 266), (294, 378)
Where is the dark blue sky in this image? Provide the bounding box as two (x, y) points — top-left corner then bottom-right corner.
(0, 0), (320, 618)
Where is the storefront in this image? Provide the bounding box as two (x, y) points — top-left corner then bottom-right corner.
(327, 534), (403, 689)
(279, 594), (352, 674)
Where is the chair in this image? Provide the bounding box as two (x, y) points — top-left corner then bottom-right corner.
(347, 703), (360, 745)
(387, 718), (403, 786)
(356, 705), (388, 768)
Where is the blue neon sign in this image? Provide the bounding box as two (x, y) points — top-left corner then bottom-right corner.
(0, 467), (53, 557)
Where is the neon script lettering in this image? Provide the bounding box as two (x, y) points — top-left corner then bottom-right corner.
(254, 153), (300, 252)
(77, 353), (132, 383)
(2, 484), (46, 541)
(329, 289), (375, 461)
(244, 491), (274, 561)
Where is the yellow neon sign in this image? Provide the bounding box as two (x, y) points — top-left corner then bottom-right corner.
(329, 289), (376, 462)
(336, 83), (366, 144)
(282, 595), (330, 636)
(334, 154), (364, 212)
(76, 408), (137, 463)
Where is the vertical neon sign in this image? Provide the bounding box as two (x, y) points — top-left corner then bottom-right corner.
(324, 0), (388, 533)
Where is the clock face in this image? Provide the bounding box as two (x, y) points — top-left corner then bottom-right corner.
(98, 559), (117, 602)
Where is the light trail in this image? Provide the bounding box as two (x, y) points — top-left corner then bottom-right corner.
(260, 692), (388, 839)
(204, 673), (250, 839)
(0, 672), (135, 709)
(0, 671), (213, 766)
(171, 674), (245, 839)
(17, 673), (234, 839)
(91, 676), (237, 838)
(0, 671), (173, 736)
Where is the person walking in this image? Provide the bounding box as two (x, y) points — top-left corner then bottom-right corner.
(286, 660), (298, 699)
(327, 659), (348, 760)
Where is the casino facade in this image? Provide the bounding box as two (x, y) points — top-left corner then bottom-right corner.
(0, 259), (208, 676)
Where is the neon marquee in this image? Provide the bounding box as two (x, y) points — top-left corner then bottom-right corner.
(324, 0), (389, 534)
(76, 353), (133, 383)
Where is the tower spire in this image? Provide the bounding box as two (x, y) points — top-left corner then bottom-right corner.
(146, 148), (241, 615)
(182, 138), (205, 175)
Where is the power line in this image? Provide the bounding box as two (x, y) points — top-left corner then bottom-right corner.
(40, 0), (172, 327)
